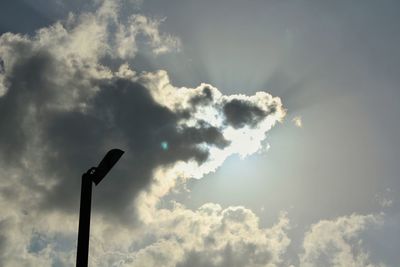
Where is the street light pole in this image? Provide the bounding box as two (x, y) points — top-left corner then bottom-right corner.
(76, 168), (95, 267)
(76, 149), (124, 267)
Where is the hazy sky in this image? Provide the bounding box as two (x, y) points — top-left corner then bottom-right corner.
(0, 0), (399, 266)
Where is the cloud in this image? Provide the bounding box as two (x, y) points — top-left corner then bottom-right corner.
(374, 188), (394, 208)
(292, 116), (302, 128)
(0, 1), (285, 217)
(223, 99), (270, 129)
(2, 1), (387, 266)
(88, 204), (291, 267)
(0, 1), (287, 266)
(299, 213), (386, 267)
(121, 15), (181, 56)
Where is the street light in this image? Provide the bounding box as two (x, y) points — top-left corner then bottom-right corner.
(76, 149), (124, 267)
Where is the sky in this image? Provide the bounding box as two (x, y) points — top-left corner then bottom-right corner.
(0, 0), (399, 266)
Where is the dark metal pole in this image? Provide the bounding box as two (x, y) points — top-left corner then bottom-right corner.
(75, 149), (124, 267)
(76, 169), (94, 267)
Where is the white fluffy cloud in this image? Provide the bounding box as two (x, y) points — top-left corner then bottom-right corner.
(87, 205), (291, 267)
(299, 213), (385, 267)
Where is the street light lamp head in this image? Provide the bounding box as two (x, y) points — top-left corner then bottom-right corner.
(91, 149), (124, 185)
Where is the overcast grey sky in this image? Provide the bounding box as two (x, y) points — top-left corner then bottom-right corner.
(0, 0), (399, 266)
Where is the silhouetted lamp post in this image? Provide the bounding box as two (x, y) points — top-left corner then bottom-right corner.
(76, 149), (124, 267)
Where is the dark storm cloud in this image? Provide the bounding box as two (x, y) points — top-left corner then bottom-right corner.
(223, 99), (271, 129)
(0, 46), (233, 220)
(41, 77), (230, 216)
(0, 39), (282, 222)
(0, 219), (8, 258)
(0, 1), (285, 227)
(0, 50), (57, 164)
(189, 86), (213, 106)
